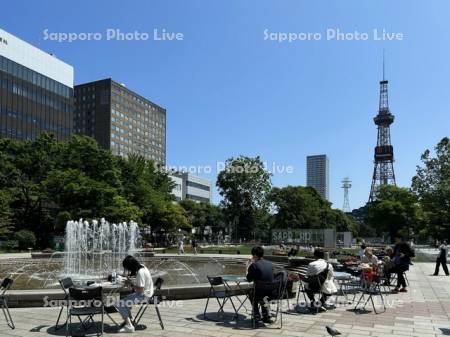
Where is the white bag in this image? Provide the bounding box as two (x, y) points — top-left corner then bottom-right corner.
(321, 277), (338, 295)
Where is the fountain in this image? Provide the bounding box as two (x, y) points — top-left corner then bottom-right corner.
(0, 219), (247, 291)
(64, 219), (140, 280)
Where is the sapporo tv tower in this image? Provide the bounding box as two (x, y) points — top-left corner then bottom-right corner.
(369, 54), (397, 202)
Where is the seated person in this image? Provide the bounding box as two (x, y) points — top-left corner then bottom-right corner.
(382, 246), (395, 285)
(246, 246), (274, 323)
(288, 247), (298, 257)
(115, 256), (154, 333)
(302, 249), (334, 311)
(361, 247), (379, 267)
(358, 244), (367, 260)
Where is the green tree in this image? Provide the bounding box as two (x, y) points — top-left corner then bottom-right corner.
(60, 135), (121, 188)
(118, 154), (181, 229)
(270, 185), (329, 229)
(0, 190), (12, 237)
(180, 199), (226, 239)
(55, 211), (72, 233)
(0, 133), (191, 248)
(216, 156), (272, 241)
(328, 209), (358, 234)
(14, 229), (36, 250)
(270, 185), (357, 233)
(0, 134), (61, 245)
(412, 137), (450, 240)
(148, 199), (191, 231)
(366, 185), (420, 241)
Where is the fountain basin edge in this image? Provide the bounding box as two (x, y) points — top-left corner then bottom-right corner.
(6, 282), (253, 308)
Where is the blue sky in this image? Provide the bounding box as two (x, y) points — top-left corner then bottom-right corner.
(2, 0), (450, 209)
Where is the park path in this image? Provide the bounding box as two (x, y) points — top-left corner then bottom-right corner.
(2, 262), (450, 337)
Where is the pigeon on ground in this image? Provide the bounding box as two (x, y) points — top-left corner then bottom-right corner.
(326, 325), (342, 336)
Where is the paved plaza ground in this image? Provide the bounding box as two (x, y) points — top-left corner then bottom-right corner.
(2, 262), (450, 337)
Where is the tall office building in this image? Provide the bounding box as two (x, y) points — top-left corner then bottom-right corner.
(306, 154), (330, 200)
(74, 79), (166, 163)
(170, 171), (212, 203)
(0, 28), (74, 141)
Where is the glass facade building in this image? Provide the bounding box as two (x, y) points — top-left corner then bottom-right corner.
(0, 29), (74, 141)
(74, 79), (166, 164)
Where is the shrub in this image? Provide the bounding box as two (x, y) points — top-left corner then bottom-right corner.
(14, 229), (36, 250)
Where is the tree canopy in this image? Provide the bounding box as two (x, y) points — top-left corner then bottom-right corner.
(366, 185), (421, 241)
(0, 134), (190, 247)
(216, 156), (272, 240)
(270, 185), (357, 233)
(412, 137), (450, 240)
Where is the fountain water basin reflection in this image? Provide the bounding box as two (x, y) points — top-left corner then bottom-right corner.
(0, 219), (246, 289)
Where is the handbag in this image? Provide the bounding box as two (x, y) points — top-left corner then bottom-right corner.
(322, 278), (337, 295)
(321, 263), (337, 294)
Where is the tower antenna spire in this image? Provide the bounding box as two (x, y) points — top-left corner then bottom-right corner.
(382, 49), (386, 81)
(369, 53), (396, 202)
(342, 177), (352, 212)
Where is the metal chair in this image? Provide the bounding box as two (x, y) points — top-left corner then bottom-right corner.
(354, 273), (386, 314)
(389, 270), (409, 287)
(133, 277), (164, 330)
(296, 272), (328, 314)
(55, 277), (74, 330)
(341, 276), (363, 303)
(295, 277), (310, 305)
(251, 277), (285, 328)
(0, 278), (14, 329)
(203, 276), (238, 320)
(66, 286), (104, 337)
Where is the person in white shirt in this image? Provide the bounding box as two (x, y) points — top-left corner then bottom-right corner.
(301, 249), (334, 311)
(178, 239), (184, 255)
(361, 247), (379, 267)
(116, 255), (154, 333)
(358, 244), (366, 260)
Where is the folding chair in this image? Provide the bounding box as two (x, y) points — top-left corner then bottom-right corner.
(296, 274), (328, 314)
(251, 277), (285, 328)
(55, 277), (74, 330)
(389, 270), (409, 288)
(354, 273), (386, 314)
(133, 277), (164, 330)
(274, 271), (290, 311)
(403, 271), (410, 286)
(294, 267), (310, 306)
(66, 286), (104, 337)
(341, 276), (362, 303)
(0, 278), (14, 329)
(203, 276), (238, 320)
(296, 277), (308, 305)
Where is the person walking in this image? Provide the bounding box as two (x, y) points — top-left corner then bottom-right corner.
(178, 238), (184, 255)
(433, 240), (449, 276)
(191, 239), (198, 255)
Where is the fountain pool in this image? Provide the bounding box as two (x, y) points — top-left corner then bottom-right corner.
(0, 219), (247, 290)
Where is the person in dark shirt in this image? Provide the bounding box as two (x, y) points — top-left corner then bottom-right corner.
(391, 235), (412, 293)
(433, 240), (449, 276)
(246, 246), (273, 323)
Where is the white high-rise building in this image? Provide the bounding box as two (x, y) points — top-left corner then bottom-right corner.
(169, 171), (212, 203)
(306, 154), (330, 200)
